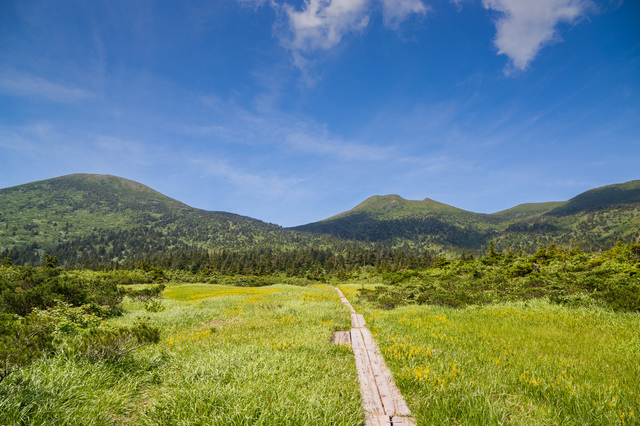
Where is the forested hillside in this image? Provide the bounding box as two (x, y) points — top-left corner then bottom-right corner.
(293, 182), (640, 254)
(1, 175), (639, 267)
(0, 174), (337, 266)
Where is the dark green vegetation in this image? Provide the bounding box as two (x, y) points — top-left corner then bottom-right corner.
(0, 174), (339, 266)
(0, 264), (164, 386)
(1, 174), (639, 267)
(359, 241), (640, 312)
(294, 181), (640, 253)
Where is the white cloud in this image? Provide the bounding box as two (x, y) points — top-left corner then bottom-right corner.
(280, 0), (371, 52)
(278, 0), (428, 52)
(0, 73), (93, 102)
(236, 0), (427, 72)
(482, 0), (593, 72)
(380, 0), (428, 29)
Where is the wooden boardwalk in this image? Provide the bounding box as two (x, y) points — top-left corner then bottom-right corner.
(335, 288), (416, 426)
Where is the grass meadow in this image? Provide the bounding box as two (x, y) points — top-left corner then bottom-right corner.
(341, 285), (640, 425)
(0, 284), (364, 425)
(2, 282), (639, 425)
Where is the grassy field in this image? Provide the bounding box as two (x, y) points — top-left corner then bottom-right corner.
(341, 284), (640, 425)
(0, 284), (364, 425)
(3, 281), (639, 425)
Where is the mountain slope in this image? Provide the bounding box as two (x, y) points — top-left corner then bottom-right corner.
(0, 174), (332, 265)
(333, 194), (477, 219)
(293, 183), (640, 253)
(546, 180), (640, 217)
(490, 201), (566, 220)
(292, 194), (493, 250)
(2, 175), (639, 266)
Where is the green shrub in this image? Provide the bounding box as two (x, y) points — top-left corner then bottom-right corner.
(359, 242), (640, 312)
(0, 267), (123, 316)
(505, 262), (534, 278)
(122, 284), (166, 303)
(0, 312), (54, 385)
(144, 299), (165, 312)
(78, 318), (161, 361)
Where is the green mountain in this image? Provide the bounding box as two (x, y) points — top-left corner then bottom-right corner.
(292, 194), (492, 250)
(333, 194), (477, 219)
(0, 174), (331, 266)
(490, 201), (566, 220)
(546, 180), (640, 217)
(293, 182), (640, 253)
(1, 175), (639, 266)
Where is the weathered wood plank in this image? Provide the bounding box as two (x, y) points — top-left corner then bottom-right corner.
(351, 328), (385, 416)
(331, 331), (351, 346)
(360, 327), (396, 415)
(360, 329), (412, 416)
(357, 314), (366, 327)
(367, 414), (392, 426)
(391, 416), (417, 425)
(336, 288), (416, 426)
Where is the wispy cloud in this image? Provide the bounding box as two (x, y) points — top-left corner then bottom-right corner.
(194, 93), (396, 162)
(239, 0), (598, 74)
(94, 136), (149, 159)
(0, 73), (93, 102)
(380, 0), (428, 29)
(280, 0), (371, 53)
(285, 131), (392, 161)
(277, 0), (428, 52)
(482, 0), (594, 73)
(237, 0), (427, 72)
(188, 156), (306, 198)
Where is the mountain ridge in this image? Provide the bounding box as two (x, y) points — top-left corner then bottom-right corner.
(0, 174), (336, 265)
(1, 174), (639, 265)
(292, 180), (640, 253)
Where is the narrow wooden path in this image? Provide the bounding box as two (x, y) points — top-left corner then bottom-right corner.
(335, 288), (416, 426)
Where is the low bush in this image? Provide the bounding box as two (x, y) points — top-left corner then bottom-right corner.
(0, 312), (54, 384)
(0, 266), (123, 316)
(360, 242), (640, 312)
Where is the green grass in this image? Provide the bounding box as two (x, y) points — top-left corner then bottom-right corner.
(341, 284), (640, 425)
(4, 279), (639, 425)
(0, 284), (364, 425)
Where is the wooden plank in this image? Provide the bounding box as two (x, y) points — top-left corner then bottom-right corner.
(351, 328), (385, 416)
(367, 414), (391, 426)
(336, 287), (356, 313)
(336, 289), (416, 425)
(357, 314), (366, 326)
(360, 327), (412, 417)
(351, 312), (360, 328)
(379, 359), (412, 417)
(391, 416), (416, 426)
(331, 331), (351, 346)
(360, 327), (396, 416)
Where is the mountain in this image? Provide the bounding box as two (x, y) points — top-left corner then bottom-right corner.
(0, 174), (331, 266)
(1, 175), (639, 266)
(490, 201), (566, 220)
(293, 181), (640, 253)
(291, 194), (493, 250)
(545, 180), (640, 217)
(333, 194), (477, 218)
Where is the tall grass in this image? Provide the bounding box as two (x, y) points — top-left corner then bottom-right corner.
(0, 284), (364, 425)
(342, 284), (640, 425)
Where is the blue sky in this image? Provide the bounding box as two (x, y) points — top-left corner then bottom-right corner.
(1, 0), (638, 226)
